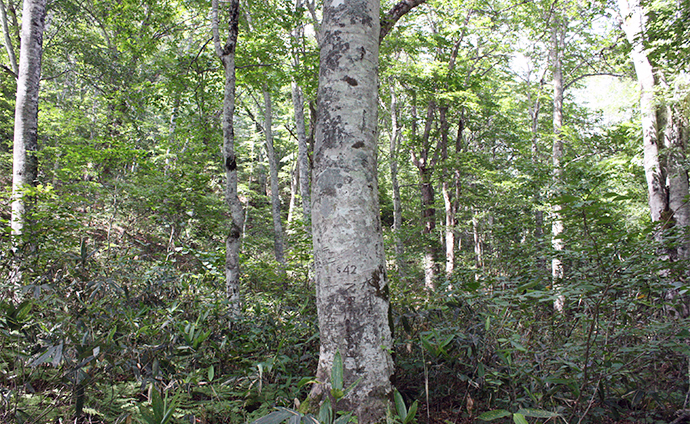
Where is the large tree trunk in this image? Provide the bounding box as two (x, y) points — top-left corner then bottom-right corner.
(263, 85), (287, 267)
(10, 0), (47, 284)
(550, 17), (566, 312)
(212, 0), (244, 317)
(309, 0), (393, 419)
(618, 0), (668, 223)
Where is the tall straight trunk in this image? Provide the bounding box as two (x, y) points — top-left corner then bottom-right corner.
(309, 0), (393, 418)
(550, 18), (566, 312)
(618, 0), (668, 223)
(667, 107), (690, 258)
(420, 166), (436, 289)
(290, 0), (311, 224)
(472, 209), (482, 270)
(528, 81), (546, 271)
(292, 82), (311, 224)
(439, 105), (457, 276)
(212, 0), (244, 317)
(411, 100), (438, 290)
(388, 82), (405, 274)
(263, 84), (286, 267)
(10, 0), (47, 282)
(0, 0), (17, 75)
(287, 160), (298, 225)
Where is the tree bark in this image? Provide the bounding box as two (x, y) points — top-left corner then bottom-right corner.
(618, 0), (668, 223)
(292, 82), (312, 224)
(263, 84), (287, 267)
(411, 100), (438, 290)
(666, 106), (690, 258)
(10, 0), (47, 284)
(0, 0), (17, 75)
(550, 16), (566, 312)
(212, 0), (244, 317)
(388, 82), (405, 274)
(309, 0), (393, 419)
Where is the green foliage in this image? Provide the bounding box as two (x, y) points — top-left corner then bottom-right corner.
(139, 385), (178, 424)
(388, 388), (418, 424)
(249, 350), (357, 424)
(478, 408), (559, 423)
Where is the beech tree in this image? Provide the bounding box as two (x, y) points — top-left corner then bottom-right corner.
(618, 0), (690, 258)
(10, 0), (47, 283)
(212, 0), (244, 316)
(309, 0), (393, 420)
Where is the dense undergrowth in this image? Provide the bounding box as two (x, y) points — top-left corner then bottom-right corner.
(2, 196), (689, 424)
(1, 153), (689, 424)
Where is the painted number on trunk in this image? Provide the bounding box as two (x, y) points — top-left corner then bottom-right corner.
(337, 265), (357, 275)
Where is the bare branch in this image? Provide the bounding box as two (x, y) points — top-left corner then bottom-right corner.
(379, 0), (427, 44)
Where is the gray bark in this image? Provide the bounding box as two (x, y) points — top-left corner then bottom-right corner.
(292, 82), (312, 223)
(11, 0), (46, 263)
(411, 100), (438, 290)
(388, 82), (405, 274)
(618, 0), (668, 223)
(550, 17), (565, 312)
(667, 106), (690, 258)
(263, 84), (287, 267)
(309, 0), (393, 419)
(0, 0), (17, 75)
(289, 0), (312, 224)
(212, 0), (244, 317)
(287, 160), (298, 224)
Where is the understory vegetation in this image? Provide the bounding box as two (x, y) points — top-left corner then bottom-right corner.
(1, 176), (689, 423)
(2, 0), (690, 422)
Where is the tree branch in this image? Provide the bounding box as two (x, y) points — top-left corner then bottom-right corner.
(379, 0), (427, 44)
(564, 72), (624, 91)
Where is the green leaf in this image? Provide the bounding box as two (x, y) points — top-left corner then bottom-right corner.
(318, 399), (333, 424)
(516, 408), (559, 418)
(334, 413), (354, 424)
(343, 376), (362, 398)
(478, 410), (512, 421)
(302, 416), (321, 424)
(208, 365), (215, 382)
(404, 401), (418, 424)
(394, 388), (407, 419)
(250, 409), (296, 424)
(513, 413), (529, 424)
(332, 351), (344, 391)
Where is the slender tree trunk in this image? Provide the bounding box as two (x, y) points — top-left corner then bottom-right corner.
(439, 105), (457, 276)
(292, 82), (311, 224)
(287, 160), (298, 225)
(666, 106), (690, 258)
(0, 0), (17, 75)
(388, 82), (405, 274)
(550, 17), (566, 312)
(420, 166), (436, 289)
(472, 209), (482, 270)
(263, 84), (287, 267)
(411, 100), (438, 290)
(309, 0), (393, 418)
(290, 0), (311, 224)
(10, 0), (47, 285)
(212, 0), (244, 317)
